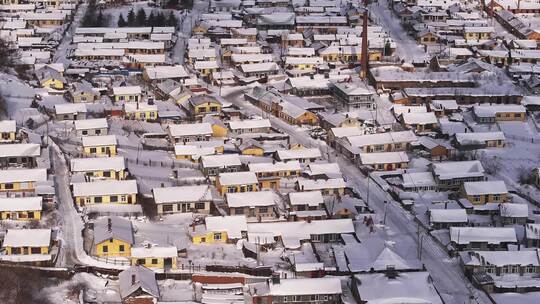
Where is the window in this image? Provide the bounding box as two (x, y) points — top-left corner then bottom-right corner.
(28, 212), (34, 219)
(214, 233), (222, 241)
(195, 202), (206, 210)
(235, 208), (244, 215)
(137, 259), (145, 265)
(30, 247), (41, 254)
(259, 207), (268, 213)
(82, 130), (88, 135)
(94, 197), (102, 203)
(163, 204), (173, 212)
(4, 183), (13, 190)
(110, 196), (118, 202)
(493, 194), (501, 201)
(90, 148), (97, 153)
(103, 171), (111, 177)
(119, 245), (125, 252)
(152, 258), (158, 264)
(102, 245), (108, 253)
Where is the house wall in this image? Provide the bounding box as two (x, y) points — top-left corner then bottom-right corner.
(95, 239), (131, 257)
(0, 132), (16, 142)
(0, 181), (36, 192)
(216, 181), (259, 196)
(84, 145), (117, 156)
(77, 128), (108, 136)
(241, 147), (264, 156)
(0, 210), (41, 220)
(463, 192), (507, 205)
(230, 205), (275, 219)
(82, 169), (126, 180)
(75, 193), (137, 206)
(114, 94), (140, 103)
(156, 201), (211, 215)
(42, 78), (64, 90)
(125, 110), (158, 121)
(131, 256), (177, 269)
(5, 246), (49, 255)
(192, 231), (228, 244)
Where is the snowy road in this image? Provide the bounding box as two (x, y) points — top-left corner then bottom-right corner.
(172, 1), (209, 64)
(222, 89), (492, 304)
(368, 0), (428, 63)
(53, 3), (87, 64)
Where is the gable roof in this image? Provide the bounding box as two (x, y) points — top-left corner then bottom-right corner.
(119, 266), (159, 300)
(94, 216), (134, 244)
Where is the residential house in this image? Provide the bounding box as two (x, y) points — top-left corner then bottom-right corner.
(227, 191), (277, 220)
(118, 266), (160, 303)
(93, 216), (134, 257)
(167, 123), (213, 144)
(72, 180), (138, 206)
(417, 137), (454, 161)
(429, 209), (468, 229)
(325, 196), (366, 219)
(191, 215), (247, 244)
(0, 168), (47, 193)
(131, 246), (178, 270)
(123, 102), (158, 121)
(0, 197), (42, 221)
(400, 112), (439, 133)
(297, 178), (346, 195)
(0, 120), (17, 143)
(473, 104), (527, 123)
(401, 172), (438, 192)
(201, 154), (242, 176)
(68, 82), (98, 103)
(152, 185), (213, 215)
(183, 95), (222, 119)
(0, 143), (40, 168)
(288, 191), (326, 220)
(54, 103), (87, 120)
(216, 172), (259, 195)
(173, 145), (215, 162)
(431, 160), (485, 190)
(250, 277), (342, 304)
(112, 86), (142, 103)
(0, 229), (52, 265)
(275, 148), (322, 163)
(74, 118), (109, 137)
(359, 152), (410, 171)
(460, 250), (540, 278)
(450, 227), (517, 251)
(70, 156), (126, 181)
(525, 224), (540, 247)
(248, 161), (301, 190)
(228, 119), (271, 135)
(330, 82), (376, 110)
(461, 180), (508, 205)
(500, 203), (528, 225)
(82, 135), (118, 156)
(454, 132), (506, 149)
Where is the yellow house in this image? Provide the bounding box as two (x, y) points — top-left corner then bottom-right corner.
(72, 180), (138, 206)
(284, 56), (323, 70)
(190, 215), (247, 244)
(0, 120), (16, 142)
(216, 172), (259, 195)
(112, 86), (142, 103)
(0, 168), (47, 193)
(185, 95), (222, 118)
(37, 68), (65, 90)
(463, 27), (493, 40)
(70, 157), (127, 180)
(124, 102), (158, 121)
(297, 178), (347, 196)
(131, 246), (178, 269)
(461, 180), (508, 205)
(2, 229), (51, 256)
(93, 217), (134, 257)
(359, 152), (409, 171)
(82, 135), (118, 157)
(41, 77), (65, 90)
(248, 161), (301, 190)
(194, 61), (219, 77)
(0, 197), (42, 221)
(174, 145), (215, 162)
(69, 82), (97, 103)
(238, 140), (264, 156)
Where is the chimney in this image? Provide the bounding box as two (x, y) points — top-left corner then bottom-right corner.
(131, 274), (136, 285)
(271, 274), (280, 285)
(107, 218), (112, 232)
(385, 265), (398, 279)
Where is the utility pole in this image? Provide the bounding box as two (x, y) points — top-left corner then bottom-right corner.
(360, 0), (369, 79)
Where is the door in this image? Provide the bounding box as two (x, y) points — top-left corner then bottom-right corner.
(164, 258), (172, 269)
(182, 204), (187, 212)
(127, 196), (133, 204)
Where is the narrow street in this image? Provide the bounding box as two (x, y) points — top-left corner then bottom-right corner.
(222, 89), (491, 304)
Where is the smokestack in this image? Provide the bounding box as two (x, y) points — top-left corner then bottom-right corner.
(360, 0), (369, 79)
(107, 218), (112, 232)
(131, 274), (136, 285)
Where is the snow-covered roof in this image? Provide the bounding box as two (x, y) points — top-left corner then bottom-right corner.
(112, 86), (142, 96)
(401, 112), (438, 125)
(226, 190), (276, 208)
(228, 119), (271, 130)
(119, 266), (159, 300)
(0, 120), (16, 133)
(0, 168), (47, 183)
(3, 229), (51, 248)
(70, 156), (125, 172)
(0, 143), (40, 158)
(455, 132), (505, 145)
(173, 145), (215, 158)
(473, 104), (526, 117)
(153, 185), (213, 204)
(131, 246), (177, 258)
(463, 180), (507, 195)
(168, 123), (212, 137)
(347, 131), (417, 147)
(450, 227), (517, 245)
(205, 215), (247, 239)
(298, 178), (346, 191)
(359, 151), (409, 165)
(82, 135), (117, 147)
(248, 219), (354, 248)
(526, 224), (540, 240)
(354, 272), (443, 304)
(124, 102), (158, 113)
(94, 216), (134, 244)
(201, 154), (241, 168)
(268, 277), (342, 296)
(54, 103), (87, 115)
(74, 118), (108, 130)
(276, 148), (321, 160)
(0, 196), (42, 212)
(248, 161), (301, 174)
(432, 160), (484, 180)
(288, 191), (324, 206)
(72, 180), (137, 197)
(144, 65), (188, 80)
(462, 250), (540, 267)
(218, 172), (258, 186)
(402, 172), (437, 188)
(500, 203), (528, 218)
(429, 209), (468, 223)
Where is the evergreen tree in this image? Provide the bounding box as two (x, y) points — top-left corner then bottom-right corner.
(156, 12), (166, 27)
(96, 9), (104, 27)
(135, 8), (147, 27)
(146, 11), (156, 27)
(166, 11), (177, 27)
(118, 14), (127, 27)
(127, 8), (136, 26)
